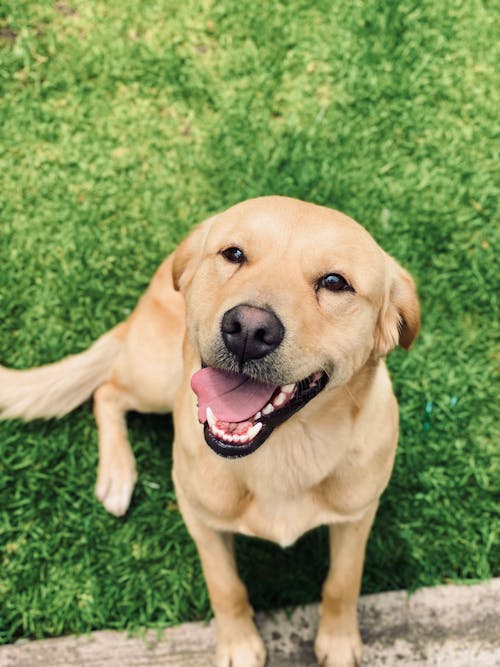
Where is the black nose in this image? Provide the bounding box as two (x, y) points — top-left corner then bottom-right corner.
(221, 305), (285, 363)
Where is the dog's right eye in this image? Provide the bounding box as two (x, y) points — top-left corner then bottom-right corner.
(221, 247), (246, 264)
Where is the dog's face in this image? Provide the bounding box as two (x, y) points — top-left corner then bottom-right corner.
(174, 197), (419, 458)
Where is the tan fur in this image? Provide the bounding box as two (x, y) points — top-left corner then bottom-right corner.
(0, 327), (123, 420)
(0, 197), (419, 667)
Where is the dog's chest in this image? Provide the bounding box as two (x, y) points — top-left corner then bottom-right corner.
(185, 425), (370, 546)
(229, 488), (360, 548)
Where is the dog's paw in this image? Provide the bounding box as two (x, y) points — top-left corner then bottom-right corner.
(95, 458), (137, 517)
(314, 627), (363, 667)
(215, 620), (266, 667)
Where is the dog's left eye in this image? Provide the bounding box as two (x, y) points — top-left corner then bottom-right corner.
(317, 273), (353, 293)
(221, 247), (246, 264)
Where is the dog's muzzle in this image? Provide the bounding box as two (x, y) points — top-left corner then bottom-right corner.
(191, 366), (329, 458)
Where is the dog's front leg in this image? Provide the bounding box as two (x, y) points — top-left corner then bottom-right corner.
(177, 492), (266, 667)
(315, 502), (378, 667)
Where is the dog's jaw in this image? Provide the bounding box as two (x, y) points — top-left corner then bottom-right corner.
(198, 370), (329, 458)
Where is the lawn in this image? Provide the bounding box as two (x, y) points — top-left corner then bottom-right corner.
(0, 0), (498, 644)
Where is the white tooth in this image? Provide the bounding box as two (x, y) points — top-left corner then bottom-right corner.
(247, 422), (263, 440)
(273, 392), (287, 407)
(214, 426), (225, 439)
(206, 407), (216, 429)
(254, 411), (262, 420)
(262, 403), (274, 415)
(282, 383), (295, 393)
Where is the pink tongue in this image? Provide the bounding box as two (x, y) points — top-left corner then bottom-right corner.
(191, 367), (277, 423)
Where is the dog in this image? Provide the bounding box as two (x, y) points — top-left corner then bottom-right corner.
(0, 196), (419, 667)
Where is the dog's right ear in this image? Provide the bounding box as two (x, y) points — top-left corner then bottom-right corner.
(172, 217), (215, 292)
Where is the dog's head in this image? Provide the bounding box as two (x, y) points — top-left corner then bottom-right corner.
(173, 196), (419, 458)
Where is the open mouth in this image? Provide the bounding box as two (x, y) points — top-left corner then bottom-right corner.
(191, 367), (329, 458)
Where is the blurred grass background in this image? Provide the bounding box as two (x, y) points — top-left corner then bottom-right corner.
(0, 0), (498, 644)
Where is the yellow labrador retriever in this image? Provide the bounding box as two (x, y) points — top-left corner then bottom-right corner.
(0, 197), (419, 667)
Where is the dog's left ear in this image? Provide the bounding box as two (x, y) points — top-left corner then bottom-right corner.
(375, 255), (420, 356)
(172, 217), (215, 292)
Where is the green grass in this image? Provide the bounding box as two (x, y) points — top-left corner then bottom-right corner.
(0, 0), (498, 645)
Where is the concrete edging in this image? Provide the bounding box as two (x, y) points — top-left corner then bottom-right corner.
(1, 579), (499, 666)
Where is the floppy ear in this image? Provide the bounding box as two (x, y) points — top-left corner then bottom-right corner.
(375, 255), (420, 356)
(172, 217), (215, 292)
